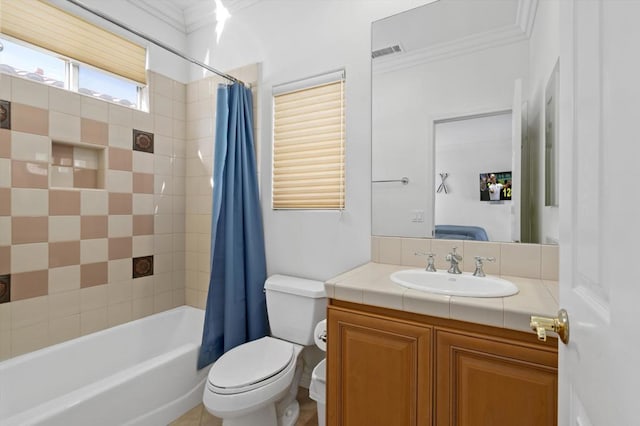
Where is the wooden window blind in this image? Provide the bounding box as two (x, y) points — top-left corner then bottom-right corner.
(272, 72), (345, 209)
(0, 0), (147, 84)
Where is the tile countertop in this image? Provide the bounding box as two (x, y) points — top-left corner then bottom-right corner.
(325, 262), (559, 334)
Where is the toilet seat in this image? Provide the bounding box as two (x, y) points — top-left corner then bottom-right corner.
(207, 337), (295, 395)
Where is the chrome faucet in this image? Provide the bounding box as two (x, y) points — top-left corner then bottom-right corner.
(415, 252), (437, 272)
(446, 247), (462, 274)
(473, 256), (496, 277)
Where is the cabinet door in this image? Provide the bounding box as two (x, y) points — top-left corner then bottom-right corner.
(435, 330), (557, 426)
(327, 306), (432, 426)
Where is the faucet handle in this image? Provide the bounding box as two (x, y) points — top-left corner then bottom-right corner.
(415, 251), (437, 272)
(447, 246), (462, 261)
(473, 256), (496, 277)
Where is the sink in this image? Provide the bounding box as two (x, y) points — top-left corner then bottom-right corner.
(390, 269), (519, 298)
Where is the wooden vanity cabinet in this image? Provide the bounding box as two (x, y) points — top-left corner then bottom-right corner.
(327, 301), (558, 426)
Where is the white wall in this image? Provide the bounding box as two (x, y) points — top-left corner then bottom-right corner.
(434, 113), (513, 242)
(187, 1), (419, 281)
(371, 40), (529, 237)
(527, 0), (560, 244)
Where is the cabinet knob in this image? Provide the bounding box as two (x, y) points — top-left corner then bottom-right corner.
(530, 309), (569, 344)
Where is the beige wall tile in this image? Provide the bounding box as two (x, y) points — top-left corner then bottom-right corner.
(0, 246), (10, 275)
(0, 129), (10, 159)
(50, 111), (81, 143)
(0, 328), (10, 361)
(11, 295), (48, 329)
(49, 241), (80, 268)
(133, 173), (154, 194)
(50, 166), (74, 188)
(81, 96), (109, 122)
(108, 192), (132, 214)
(49, 216), (80, 242)
(132, 151), (154, 174)
(370, 237), (380, 262)
(12, 104), (49, 136)
(49, 314), (80, 345)
(80, 262), (108, 288)
(108, 215), (132, 238)
(11, 160), (48, 189)
(109, 104), (133, 127)
(107, 300), (132, 327)
(81, 190), (108, 215)
(49, 265), (81, 294)
(132, 276), (154, 299)
(108, 124), (131, 149)
(81, 118), (108, 146)
(541, 245), (559, 281)
(12, 188), (48, 216)
(462, 241), (501, 275)
(12, 216), (48, 244)
(0, 158), (10, 188)
(0, 188), (10, 216)
(80, 307), (108, 335)
(132, 193), (154, 215)
(132, 296), (154, 320)
(107, 281), (133, 305)
(49, 189), (81, 215)
(80, 238), (108, 264)
(133, 235), (154, 257)
(73, 168), (98, 189)
(80, 285), (107, 312)
(154, 291), (173, 313)
(500, 243), (541, 279)
(49, 290), (80, 319)
(81, 216), (108, 240)
(52, 143), (74, 166)
(49, 88), (80, 116)
(12, 242), (48, 273)
(108, 237), (132, 261)
(11, 321), (48, 356)
(378, 237), (402, 265)
(108, 147), (132, 171)
(400, 238), (431, 267)
(133, 215), (154, 235)
(11, 132), (49, 162)
(11, 270), (48, 301)
(12, 78), (48, 108)
(0, 217), (10, 246)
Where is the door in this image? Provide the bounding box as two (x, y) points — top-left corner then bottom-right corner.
(511, 79), (523, 243)
(558, 1), (640, 424)
(327, 306), (432, 426)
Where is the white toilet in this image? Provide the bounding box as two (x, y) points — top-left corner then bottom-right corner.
(203, 275), (327, 426)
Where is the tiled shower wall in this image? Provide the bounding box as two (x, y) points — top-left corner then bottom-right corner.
(185, 64), (260, 309)
(0, 71), (187, 360)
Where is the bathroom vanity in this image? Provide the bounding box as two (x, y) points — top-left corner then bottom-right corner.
(324, 263), (558, 426)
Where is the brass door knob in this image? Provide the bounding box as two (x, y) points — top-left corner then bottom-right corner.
(530, 309), (569, 344)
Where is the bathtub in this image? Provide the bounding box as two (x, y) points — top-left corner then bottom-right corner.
(0, 306), (208, 426)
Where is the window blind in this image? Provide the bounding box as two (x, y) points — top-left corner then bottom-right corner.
(272, 73), (345, 209)
(0, 0), (147, 84)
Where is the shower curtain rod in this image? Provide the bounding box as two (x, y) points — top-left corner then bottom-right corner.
(64, 0), (245, 86)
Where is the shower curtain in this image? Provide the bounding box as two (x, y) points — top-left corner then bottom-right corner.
(197, 83), (268, 369)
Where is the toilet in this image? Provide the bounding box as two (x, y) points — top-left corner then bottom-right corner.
(203, 275), (327, 426)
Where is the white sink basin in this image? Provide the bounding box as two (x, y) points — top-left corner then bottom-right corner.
(390, 269), (519, 298)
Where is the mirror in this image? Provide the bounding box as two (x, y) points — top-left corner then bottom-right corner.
(372, 0), (560, 244)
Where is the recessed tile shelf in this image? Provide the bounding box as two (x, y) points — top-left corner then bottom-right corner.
(50, 142), (106, 189)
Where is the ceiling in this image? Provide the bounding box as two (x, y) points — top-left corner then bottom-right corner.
(125, 0), (262, 34)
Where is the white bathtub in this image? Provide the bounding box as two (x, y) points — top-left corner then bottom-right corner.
(0, 306), (208, 426)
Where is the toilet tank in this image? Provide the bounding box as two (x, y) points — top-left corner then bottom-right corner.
(265, 275), (327, 346)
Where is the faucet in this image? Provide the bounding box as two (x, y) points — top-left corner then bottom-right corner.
(446, 247), (462, 274)
(415, 252), (437, 272)
(473, 256), (496, 277)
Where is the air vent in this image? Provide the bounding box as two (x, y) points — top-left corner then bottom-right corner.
(371, 44), (403, 59)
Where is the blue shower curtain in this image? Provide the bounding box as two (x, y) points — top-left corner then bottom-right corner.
(197, 83), (268, 370)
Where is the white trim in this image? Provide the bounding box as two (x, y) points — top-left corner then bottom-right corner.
(373, 24), (527, 76)
(272, 69), (345, 96)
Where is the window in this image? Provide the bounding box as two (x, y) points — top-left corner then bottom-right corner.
(272, 71), (346, 210)
(0, 0), (146, 109)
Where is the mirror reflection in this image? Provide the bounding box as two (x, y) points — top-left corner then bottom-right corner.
(371, 0), (560, 244)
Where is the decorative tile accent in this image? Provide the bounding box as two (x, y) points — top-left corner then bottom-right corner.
(0, 100), (10, 129)
(133, 129), (154, 153)
(132, 255), (153, 278)
(0, 274), (10, 303)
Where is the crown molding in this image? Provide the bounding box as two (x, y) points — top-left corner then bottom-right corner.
(516, 0), (539, 37)
(373, 24), (528, 76)
(126, 0), (186, 33)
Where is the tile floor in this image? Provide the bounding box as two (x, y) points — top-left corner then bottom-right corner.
(170, 387), (319, 426)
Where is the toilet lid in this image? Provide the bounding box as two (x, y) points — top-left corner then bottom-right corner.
(208, 337), (295, 393)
